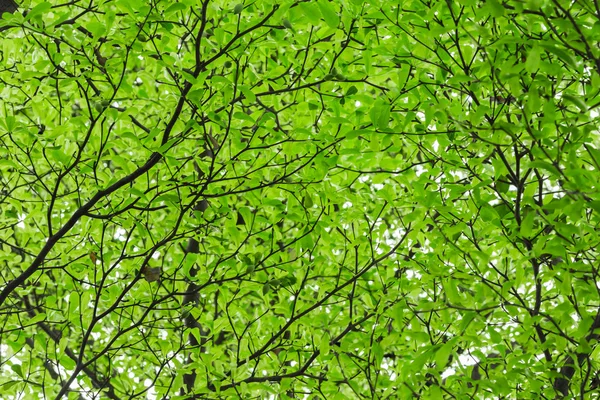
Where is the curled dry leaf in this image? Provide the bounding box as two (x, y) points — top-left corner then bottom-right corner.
(141, 266), (161, 282)
(94, 47), (107, 67)
(207, 132), (220, 150)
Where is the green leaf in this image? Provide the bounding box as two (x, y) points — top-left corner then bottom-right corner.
(10, 364), (23, 378)
(165, 3), (188, 15)
(60, 356), (77, 370)
(240, 85), (256, 103)
(233, 4), (244, 14)
(28, 313), (46, 325)
(282, 19), (293, 30)
(279, 275), (297, 287)
(561, 93), (587, 112)
(585, 144), (600, 170)
(262, 282), (271, 295)
(372, 342), (383, 367)
(26, 2), (52, 20)
(345, 86), (358, 97)
(434, 341), (453, 367)
(539, 42), (576, 68)
(369, 100), (391, 130)
(444, 280), (462, 303)
(320, 332), (330, 356)
(487, 0), (505, 17)
(86, 22), (107, 38)
(298, 2), (321, 25)
(317, 1), (339, 28)
(525, 46), (540, 73)
(520, 211), (535, 237)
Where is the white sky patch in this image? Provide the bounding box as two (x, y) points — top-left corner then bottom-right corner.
(415, 164), (427, 177)
(17, 213), (26, 228)
(114, 227), (128, 242)
(543, 280), (555, 291)
(442, 353), (482, 379)
(441, 368), (455, 379)
(144, 379), (157, 400)
(404, 269), (421, 280)
(1, 344), (19, 364)
(389, 227), (406, 240)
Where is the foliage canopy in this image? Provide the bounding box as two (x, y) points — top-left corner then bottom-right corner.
(1, 0), (600, 398)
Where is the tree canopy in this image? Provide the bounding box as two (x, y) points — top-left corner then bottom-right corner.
(1, 0), (600, 398)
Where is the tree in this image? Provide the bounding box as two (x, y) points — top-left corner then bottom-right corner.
(1, 0), (600, 398)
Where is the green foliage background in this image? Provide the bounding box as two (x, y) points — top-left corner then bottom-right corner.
(1, 0), (600, 398)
